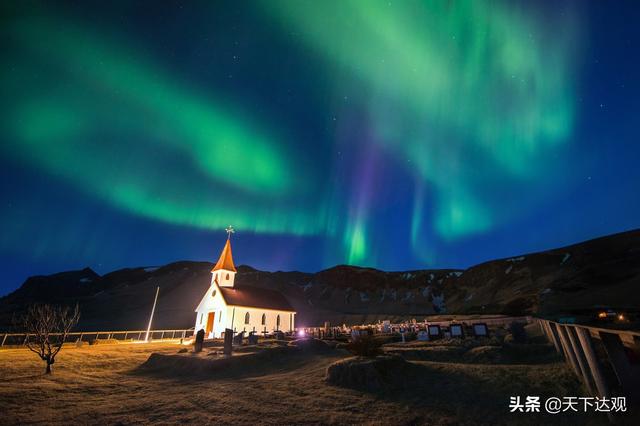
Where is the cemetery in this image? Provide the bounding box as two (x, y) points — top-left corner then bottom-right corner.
(2, 316), (607, 424)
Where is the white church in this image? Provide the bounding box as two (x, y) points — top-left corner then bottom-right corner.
(194, 228), (296, 338)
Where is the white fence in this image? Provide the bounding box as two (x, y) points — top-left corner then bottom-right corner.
(0, 328), (195, 347)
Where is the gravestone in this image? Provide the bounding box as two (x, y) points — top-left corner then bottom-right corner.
(233, 331), (245, 345)
(275, 330), (285, 340)
(382, 320), (391, 333)
(473, 323), (489, 337)
(428, 325), (441, 339)
(417, 330), (429, 341)
(194, 329), (205, 353)
(248, 332), (258, 345)
(450, 324), (464, 338)
(223, 328), (233, 355)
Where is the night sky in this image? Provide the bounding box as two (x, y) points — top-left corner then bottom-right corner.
(1, 1), (639, 295)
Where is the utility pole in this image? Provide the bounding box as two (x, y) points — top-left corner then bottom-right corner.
(145, 286), (160, 342)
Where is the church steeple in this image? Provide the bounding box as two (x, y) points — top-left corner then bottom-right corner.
(211, 226), (237, 288)
(211, 238), (236, 272)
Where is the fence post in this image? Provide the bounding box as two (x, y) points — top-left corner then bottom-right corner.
(565, 326), (596, 395)
(138, 331), (142, 340)
(23, 334), (29, 345)
(575, 327), (614, 423)
(599, 331), (635, 393)
(538, 320), (547, 337)
(1, 334), (7, 347)
(160, 331), (164, 339)
(542, 321), (561, 353)
(548, 323), (567, 358)
(575, 327), (610, 398)
(557, 325), (580, 376)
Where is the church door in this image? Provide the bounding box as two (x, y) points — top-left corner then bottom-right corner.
(205, 312), (215, 335)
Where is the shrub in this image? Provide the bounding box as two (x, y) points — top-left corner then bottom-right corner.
(508, 322), (527, 343)
(345, 334), (383, 357)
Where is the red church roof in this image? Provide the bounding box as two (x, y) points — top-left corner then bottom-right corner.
(218, 285), (295, 312)
(211, 238), (237, 272)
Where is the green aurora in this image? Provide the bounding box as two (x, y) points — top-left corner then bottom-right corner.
(262, 0), (578, 262)
(1, 0), (581, 269)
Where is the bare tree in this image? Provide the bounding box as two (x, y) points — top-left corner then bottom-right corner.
(20, 304), (80, 374)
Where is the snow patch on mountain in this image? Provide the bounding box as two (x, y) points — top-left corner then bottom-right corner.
(432, 294), (446, 313)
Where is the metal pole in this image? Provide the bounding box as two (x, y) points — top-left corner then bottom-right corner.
(145, 286), (160, 342)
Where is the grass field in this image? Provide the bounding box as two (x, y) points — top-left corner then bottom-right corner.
(0, 337), (616, 425)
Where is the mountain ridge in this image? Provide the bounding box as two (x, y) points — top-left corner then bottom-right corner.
(1, 229), (639, 330)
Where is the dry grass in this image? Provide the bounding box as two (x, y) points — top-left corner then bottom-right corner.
(0, 341), (614, 425)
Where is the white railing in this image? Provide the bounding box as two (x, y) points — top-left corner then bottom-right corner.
(0, 328), (195, 347)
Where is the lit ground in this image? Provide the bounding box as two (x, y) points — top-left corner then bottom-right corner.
(0, 338), (613, 425)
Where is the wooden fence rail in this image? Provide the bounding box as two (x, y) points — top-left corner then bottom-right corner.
(0, 328), (195, 347)
(536, 318), (640, 423)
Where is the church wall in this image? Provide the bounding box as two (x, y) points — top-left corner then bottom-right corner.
(194, 282), (228, 338)
(227, 306), (295, 335)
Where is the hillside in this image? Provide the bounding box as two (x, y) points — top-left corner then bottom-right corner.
(1, 229), (639, 330)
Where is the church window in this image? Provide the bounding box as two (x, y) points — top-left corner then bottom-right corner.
(211, 289), (216, 298)
(200, 313), (203, 324)
(219, 311), (222, 322)
(244, 312), (250, 324)
(226, 273), (230, 280)
(276, 315), (280, 329)
(261, 313), (266, 325)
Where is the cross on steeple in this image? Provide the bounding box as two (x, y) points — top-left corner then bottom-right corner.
(225, 225), (235, 240)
